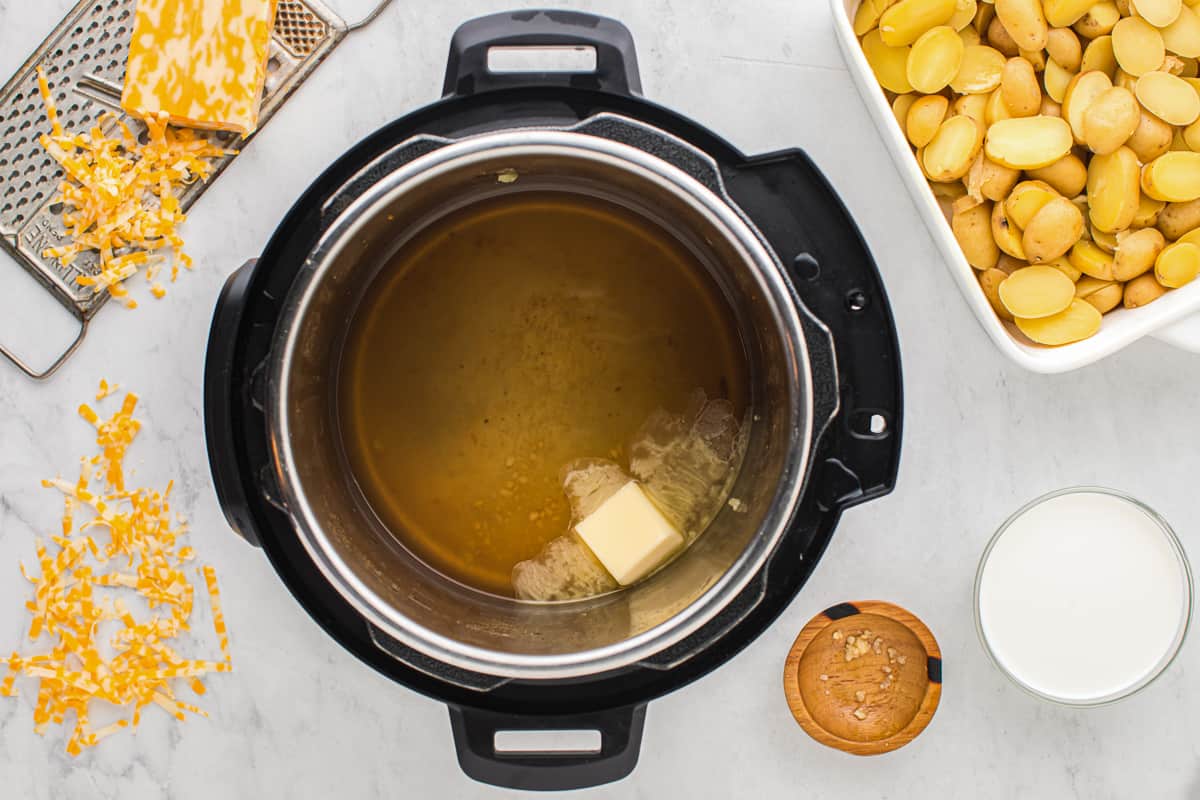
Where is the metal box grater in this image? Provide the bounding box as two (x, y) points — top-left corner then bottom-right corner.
(0, 0), (394, 378)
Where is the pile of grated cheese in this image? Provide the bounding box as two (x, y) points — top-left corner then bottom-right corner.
(36, 67), (234, 308)
(0, 384), (232, 756)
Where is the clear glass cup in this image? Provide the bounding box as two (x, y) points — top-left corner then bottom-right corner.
(974, 486), (1194, 707)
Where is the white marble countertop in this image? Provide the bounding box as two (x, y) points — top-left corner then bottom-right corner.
(1, 0), (1199, 797)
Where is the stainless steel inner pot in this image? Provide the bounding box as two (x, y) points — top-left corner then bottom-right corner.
(267, 117), (818, 680)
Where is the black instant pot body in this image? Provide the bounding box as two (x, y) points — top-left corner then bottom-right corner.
(204, 10), (902, 790)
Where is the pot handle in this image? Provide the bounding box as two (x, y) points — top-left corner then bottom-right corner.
(724, 151), (903, 511)
(203, 259), (262, 547)
(448, 704), (646, 791)
(442, 10), (642, 97)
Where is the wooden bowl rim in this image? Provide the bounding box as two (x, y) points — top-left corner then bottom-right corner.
(783, 600), (942, 756)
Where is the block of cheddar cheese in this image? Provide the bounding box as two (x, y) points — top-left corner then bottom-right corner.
(121, 0), (278, 136)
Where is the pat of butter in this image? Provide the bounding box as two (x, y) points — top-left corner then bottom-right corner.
(575, 481), (683, 586)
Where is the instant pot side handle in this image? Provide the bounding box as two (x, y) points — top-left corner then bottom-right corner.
(724, 152), (904, 510)
(448, 704), (646, 792)
(441, 10), (642, 98)
(203, 259), (263, 547)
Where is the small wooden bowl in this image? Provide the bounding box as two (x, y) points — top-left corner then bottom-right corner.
(783, 600), (941, 756)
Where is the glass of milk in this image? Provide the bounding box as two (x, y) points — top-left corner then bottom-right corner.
(974, 487), (1193, 706)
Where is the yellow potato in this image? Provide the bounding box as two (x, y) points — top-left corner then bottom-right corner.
(965, 153), (1023, 199)
(1113, 67), (1141, 90)
(892, 93), (920, 128)
(992, 197), (1028, 256)
(1087, 146), (1142, 231)
(1043, 57), (1076, 102)
(1116, 0), (1133, 13)
(1020, 47), (1048, 70)
(961, 25), (984, 46)
(975, 1), (996, 33)
(908, 25), (967, 92)
(1163, 54), (1189, 75)
(1133, 193), (1167, 227)
(985, 115), (1074, 167)
(933, 179), (971, 200)
(951, 44), (1009, 91)
(1125, 108), (1176, 161)
(1046, 0), (1103, 27)
(1132, 0), (1183, 27)
(1074, 1), (1122, 38)
(924, 114), (985, 179)
(999, 264), (1078, 316)
(1070, 194), (1091, 224)
(1184, 116), (1200, 149)
(1157, 196), (1200, 237)
(864, 31), (916, 93)
(995, 0), (1049, 50)
(881, 0), (959, 45)
(907, 94), (952, 146)
(1090, 225), (1121, 253)
(1023, 196), (1086, 261)
(1142, 150), (1200, 200)
(1001, 56), (1043, 114)
(997, 253), (1030, 273)
(1113, 226), (1166, 279)
(1015, 298), (1104, 343)
(1132, 0), (1180, 26)
(1155, 240), (1200, 284)
(988, 15), (1023, 56)
(1135, 71), (1200, 125)
(1083, 86), (1141, 154)
(855, 0), (902, 35)
(1063, 70), (1114, 143)
(1047, 28), (1083, 72)
(1006, 179), (1061, 227)
(986, 86), (1017, 122)
(1112, 17), (1167, 77)
(1027, 153), (1089, 195)
(953, 91), (991, 120)
(1162, 6), (1200, 58)
(950, 0), (980, 30)
(979, 267), (1016, 319)
(953, 200), (1003, 267)
(1124, 272), (1170, 305)
(1045, 255), (1084, 280)
(1081, 35), (1119, 78)
(1070, 238), (1118, 278)
(1074, 277), (1126, 311)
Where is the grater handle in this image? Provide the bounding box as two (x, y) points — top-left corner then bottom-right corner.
(0, 311), (87, 381)
(442, 10), (642, 98)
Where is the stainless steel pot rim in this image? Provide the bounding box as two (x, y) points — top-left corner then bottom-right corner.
(269, 120), (816, 680)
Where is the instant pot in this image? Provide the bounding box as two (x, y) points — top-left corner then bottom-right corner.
(204, 10), (902, 790)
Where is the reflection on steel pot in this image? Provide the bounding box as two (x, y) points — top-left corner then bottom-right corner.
(203, 9), (902, 791)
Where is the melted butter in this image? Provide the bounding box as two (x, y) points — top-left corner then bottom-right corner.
(339, 191), (748, 597)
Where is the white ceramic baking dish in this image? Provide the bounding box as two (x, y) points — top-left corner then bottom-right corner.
(832, 0), (1200, 373)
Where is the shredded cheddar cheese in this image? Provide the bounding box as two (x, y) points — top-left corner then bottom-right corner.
(36, 68), (233, 307)
(1, 382), (232, 755)
(94, 379), (118, 401)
